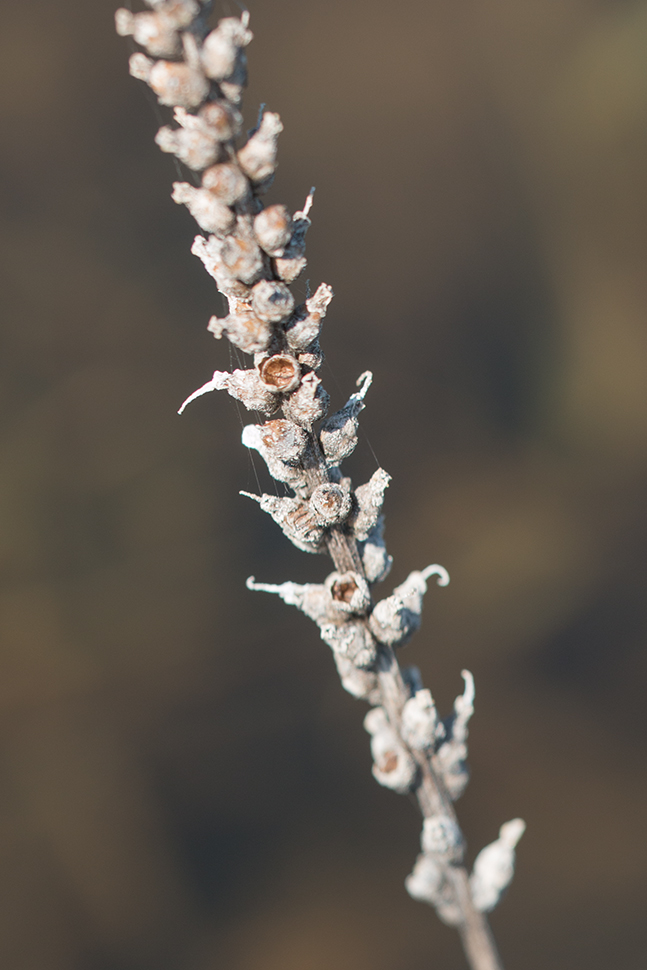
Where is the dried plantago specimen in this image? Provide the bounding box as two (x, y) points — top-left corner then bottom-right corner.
(116, 4), (524, 968)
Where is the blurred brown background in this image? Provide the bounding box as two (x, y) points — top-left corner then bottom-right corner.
(1, 0), (647, 967)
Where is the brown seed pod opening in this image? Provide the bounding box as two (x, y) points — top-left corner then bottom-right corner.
(331, 577), (358, 603)
(310, 483), (352, 526)
(379, 751), (400, 774)
(258, 355), (301, 393)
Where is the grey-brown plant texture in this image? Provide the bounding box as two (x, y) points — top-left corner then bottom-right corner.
(116, 4), (525, 969)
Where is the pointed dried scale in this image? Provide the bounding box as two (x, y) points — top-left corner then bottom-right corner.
(116, 7), (523, 969)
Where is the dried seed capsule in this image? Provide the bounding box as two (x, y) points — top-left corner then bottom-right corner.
(246, 573), (363, 627)
(357, 517), (393, 584)
(368, 564), (449, 648)
(332, 653), (380, 702)
(201, 16), (253, 81)
(401, 689), (441, 752)
(116, 2), (199, 56)
(208, 309), (272, 355)
(405, 854), (445, 906)
(199, 100), (242, 139)
(191, 234), (251, 299)
(148, 60), (210, 108)
(273, 194), (312, 281)
(253, 204), (292, 256)
(241, 493), (326, 554)
(255, 419), (309, 463)
(324, 571), (370, 614)
(364, 707), (417, 794)
(319, 620), (377, 669)
(241, 422), (309, 492)
(177, 368), (279, 416)
(155, 104), (238, 171)
(202, 162), (250, 205)
(171, 182), (235, 235)
(156, 124), (221, 171)
(274, 254), (307, 284)
(349, 468), (391, 541)
(296, 340), (324, 371)
(237, 111), (283, 183)
(405, 854), (462, 925)
(258, 354), (300, 393)
(116, 9), (179, 57)
(310, 483), (352, 527)
(251, 280), (295, 324)
(284, 282), (334, 352)
(469, 819), (526, 913)
(195, 218), (264, 285)
(282, 372), (330, 428)
(319, 370), (372, 466)
(128, 52), (154, 82)
(421, 815), (464, 863)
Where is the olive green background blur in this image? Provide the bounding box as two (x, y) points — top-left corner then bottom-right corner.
(1, 1), (647, 968)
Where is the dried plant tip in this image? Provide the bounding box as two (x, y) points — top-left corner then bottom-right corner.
(237, 111), (283, 183)
(470, 819), (526, 913)
(242, 424), (309, 491)
(310, 483), (352, 527)
(282, 372), (330, 427)
(202, 16), (253, 81)
(254, 205), (293, 256)
(364, 707), (417, 793)
(325, 571), (370, 614)
(202, 163), (250, 205)
(252, 280), (295, 324)
(208, 309), (272, 355)
(350, 468), (391, 541)
(147, 60), (210, 107)
(258, 354), (300, 393)
(421, 815), (464, 863)
(172, 182), (235, 235)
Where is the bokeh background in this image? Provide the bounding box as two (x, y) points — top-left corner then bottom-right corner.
(1, 1), (647, 967)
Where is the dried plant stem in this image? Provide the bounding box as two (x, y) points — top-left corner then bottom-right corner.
(323, 467), (503, 970)
(115, 6), (524, 968)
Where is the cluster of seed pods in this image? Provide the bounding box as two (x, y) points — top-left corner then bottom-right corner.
(117, 1), (524, 941)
